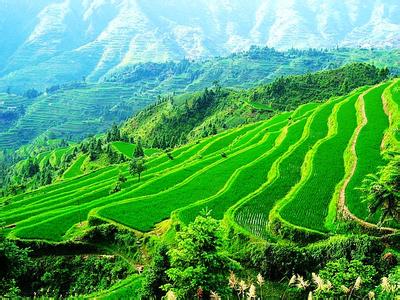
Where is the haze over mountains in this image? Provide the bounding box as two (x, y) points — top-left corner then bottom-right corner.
(0, 0), (399, 91)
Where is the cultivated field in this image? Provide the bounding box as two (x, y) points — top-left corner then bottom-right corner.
(1, 81), (399, 244)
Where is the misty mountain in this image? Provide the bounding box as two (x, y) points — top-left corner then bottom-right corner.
(0, 0), (399, 91)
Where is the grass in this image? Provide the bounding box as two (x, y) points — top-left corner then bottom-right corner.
(111, 141), (160, 158)
(234, 96), (343, 238)
(280, 93), (359, 232)
(97, 131), (279, 231)
(4, 119), (262, 240)
(84, 275), (143, 299)
(178, 118), (306, 225)
(346, 83), (390, 222)
(51, 147), (70, 166)
(245, 100), (274, 111)
(64, 155), (87, 179)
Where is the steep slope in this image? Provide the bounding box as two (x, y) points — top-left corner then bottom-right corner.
(0, 0), (399, 91)
(121, 63), (389, 149)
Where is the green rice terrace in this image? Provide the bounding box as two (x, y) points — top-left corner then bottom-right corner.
(1, 80), (399, 243)
(1, 80), (399, 299)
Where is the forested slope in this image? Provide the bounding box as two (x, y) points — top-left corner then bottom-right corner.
(122, 63), (389, 149)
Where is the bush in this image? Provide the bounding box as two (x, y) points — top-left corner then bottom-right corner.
(249, 235), (387, 280)
(317, 258), (377, 298)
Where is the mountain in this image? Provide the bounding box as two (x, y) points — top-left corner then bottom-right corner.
(1, 48), (397, 151)
(1, 70), (399, 299)
(120, 63), (390, 149)
(0, 0), (399, 92)
(1, 63), (388, 192)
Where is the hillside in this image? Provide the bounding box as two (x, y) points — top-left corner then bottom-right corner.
(1, 79), (399, 241)
(1, 63), (389, 193)
(1, 78), (399, 298)
(122, 63), (389, 149)
(1, 56), (393, 151)
(2, 1), (400, 298)
(1, 0), (400, 91)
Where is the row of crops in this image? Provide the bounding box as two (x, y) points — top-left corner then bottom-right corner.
(0, 81), (399, 244)
(0, 83), (154, 149)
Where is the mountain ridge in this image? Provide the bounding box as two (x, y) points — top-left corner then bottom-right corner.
(0, 0), (399, 91)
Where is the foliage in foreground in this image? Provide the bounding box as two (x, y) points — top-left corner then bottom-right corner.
(289, 260), (399, 299)
(360, 152), (400, 226)
(0, 231), (132, 298)
(162, 212), (239, 299)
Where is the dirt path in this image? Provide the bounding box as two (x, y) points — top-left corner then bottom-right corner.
(338, 86), (396, 235)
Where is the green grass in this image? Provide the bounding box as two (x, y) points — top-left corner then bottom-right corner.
(96, 129), (284, 232)
(177, 102), (317, 224)
(111, 141), (160, 158)
(245, 100), (274, 111)
(85, 275), (143, 300)
(234, 96), (342, 238)
(4, 122), (260, 239)
(64, 155), (87, 179)
(2, 127), (256, 231)
(346, 83), (390, 223)
(280, 93), (359, 232)
(178, 118), (306, 224)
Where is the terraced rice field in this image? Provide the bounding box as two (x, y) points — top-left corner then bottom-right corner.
(1, 81), (399, 244)
(233, 94), (345, 238)
(0, 83), (151, 149)
(345, 83), (391, 222)
(279, 92), (359, 232)
(63, 155), (87, 179)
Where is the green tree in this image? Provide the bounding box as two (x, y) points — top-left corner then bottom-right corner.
(23, 159), (39, 178)
(0, 235), (32, 296)
(140, 244), (170, 299)
(374, 266), (400, 299)
(23, 88), (40, 99)
(133, 138), (145, 158)
(163, 212), (238, 299)
(106, 124), (121, 142)
(360, 153), (400, 225)
(109, 181), (122, 194)
(129, 158), (146, 182)
(118, 174), (127, 183)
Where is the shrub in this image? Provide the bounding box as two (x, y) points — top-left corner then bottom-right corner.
(317, 258), (377, 298)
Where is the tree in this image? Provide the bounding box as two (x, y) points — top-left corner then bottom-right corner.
(0, 235), (32, 296)
(109, 181), (122, 194)
(23, 159), (39, 178)
(118, 174), (127, 183)
(129, 158), (146, 182)
(140, 244), (171, 299)
(23, 88), (40, 99)
(106, 124), (121, 142)
(360, 153), (400, 225)
(133, 138), (145, 158)
(163, 211), (238, 299)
